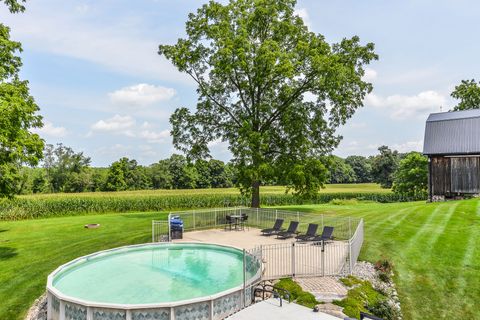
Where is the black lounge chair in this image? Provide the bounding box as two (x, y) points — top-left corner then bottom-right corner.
(311, 226), (334, 242)
(295, 223), (318, 242)
(261, 219), (284, 236)
(276, 221), (299, 239)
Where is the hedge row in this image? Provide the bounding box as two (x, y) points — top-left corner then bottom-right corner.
(0, 192), (426, 220)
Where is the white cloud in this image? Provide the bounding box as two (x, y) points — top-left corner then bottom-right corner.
(363, 68), (377, 82)
(96, 144), (132, 157)
(2, 4), (190, 83)
(109, 84), (176, 106)
(365, 90), (446, 120)
(139, 129), (170, 143)
(91, 114), (136, 136)
(294, 8), (311, 28)
(33, 121), (67, 138)
(90, 115), (170, 143)
(392, 140), (423, 153)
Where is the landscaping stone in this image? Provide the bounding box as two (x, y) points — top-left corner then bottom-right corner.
(352, 261), (403, 320)
(25, 293), (47, 320)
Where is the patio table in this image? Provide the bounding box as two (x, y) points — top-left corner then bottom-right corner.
(230, 215), (244, 230)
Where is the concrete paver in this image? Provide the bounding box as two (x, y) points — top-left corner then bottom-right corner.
(226, 298), (341, 320)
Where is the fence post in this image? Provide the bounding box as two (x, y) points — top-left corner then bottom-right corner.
(193, 210), (196, 230)
(321, 214), (324, 230)
(256, 207), (259, 228)
(152, 221), (155, 242)
(297, 211), (299, 222)
(214, 209), (217, 227)
(349, 217), (352, 239)
(168, 213), (172, 242)
(243, 249), (247, 307)
(275, 209), (278, 222)
(349, 240), (353, 275)
(291, 242), (295, 277)
(321, 240), (325, 277)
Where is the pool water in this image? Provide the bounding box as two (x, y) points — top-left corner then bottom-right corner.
(52, 243), (257, 305)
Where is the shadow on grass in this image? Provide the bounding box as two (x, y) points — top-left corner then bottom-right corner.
(0, 247), (17, 260)
(0, 229), (8, 233)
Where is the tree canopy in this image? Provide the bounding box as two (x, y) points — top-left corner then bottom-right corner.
(2, 0), (26, 13)
(371, 146), (399, 189)
(451, 79), (480, 111)
(159, 0), (377, 206)
(0, 2), (44, 198)
(392, 152), (428, 198)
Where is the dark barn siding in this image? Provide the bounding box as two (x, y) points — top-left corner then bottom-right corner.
(431, 156), (480, 196)
(431, 157), (451, 196)
(451, 157), (480, 193)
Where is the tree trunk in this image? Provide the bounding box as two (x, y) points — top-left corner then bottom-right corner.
(251, 180), (260, 208)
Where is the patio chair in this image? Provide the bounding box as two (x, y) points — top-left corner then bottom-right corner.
(261, 219), (284, 236)
(276, 221), (299, 239)
(224, 215), (234, 230)
(311, 226), (334, 242)
(240, 213), (249, 231)
(295, 223), (318, 242)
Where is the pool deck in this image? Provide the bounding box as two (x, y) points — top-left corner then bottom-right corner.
(173, 228), (293, 249)
(226, 298), (342, 320)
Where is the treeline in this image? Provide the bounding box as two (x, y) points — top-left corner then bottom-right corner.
(330, 145), (428, 198)
(14, 144), (428, 198)
(16, 144), (237, 194)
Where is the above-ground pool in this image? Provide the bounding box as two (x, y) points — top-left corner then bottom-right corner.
(47, 243), (262, 320)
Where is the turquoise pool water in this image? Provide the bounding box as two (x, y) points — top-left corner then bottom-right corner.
(52, 243), (258, 305)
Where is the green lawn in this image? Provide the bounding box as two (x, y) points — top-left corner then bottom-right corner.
(1, 199), (478, 319)
(279, 200), (480, 319)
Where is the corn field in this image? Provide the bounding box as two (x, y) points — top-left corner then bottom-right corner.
(0, 191), (425, 220)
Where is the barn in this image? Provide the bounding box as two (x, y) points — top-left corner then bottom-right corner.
(423, 109), (480, 201)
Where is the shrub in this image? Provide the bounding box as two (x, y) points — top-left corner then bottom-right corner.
(329, 198), (359, 205)
(274, 278), (321, 309)
(296, 292), (320, 309)
(275, 278), (303, 300)
(340, 275), (364, 287)
(334, 277), (386, 319)
(375, 259), (394, 282)
(367, 299), (401, 320)
(374, 259), (394, 274)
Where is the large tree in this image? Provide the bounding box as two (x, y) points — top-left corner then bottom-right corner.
(43, 144), (91, 193)
(371, 146), (399, 189)
(451, 79), (480, 111)
(160, 0), (377, 207)
(345, 155), (372, 183)
(1, 0), (44, 198)
(392, 152), (428, 198)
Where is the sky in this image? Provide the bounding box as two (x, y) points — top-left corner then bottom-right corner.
(1, 0), (479, 166)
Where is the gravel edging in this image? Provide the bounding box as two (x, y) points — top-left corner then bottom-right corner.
(24, 293), (47, 320)
(351, 261), (403, 320)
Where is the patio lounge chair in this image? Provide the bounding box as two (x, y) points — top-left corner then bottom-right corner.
(295, 223), (318, 242)
(276, 221), (299, 239)
(261, 219), (284, 236)
(311, 226), (334, 242)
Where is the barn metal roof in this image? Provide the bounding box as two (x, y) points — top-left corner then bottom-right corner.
(423, 109), (480, 155)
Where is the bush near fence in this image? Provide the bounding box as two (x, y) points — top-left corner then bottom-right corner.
(0, 192), (426, 220)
